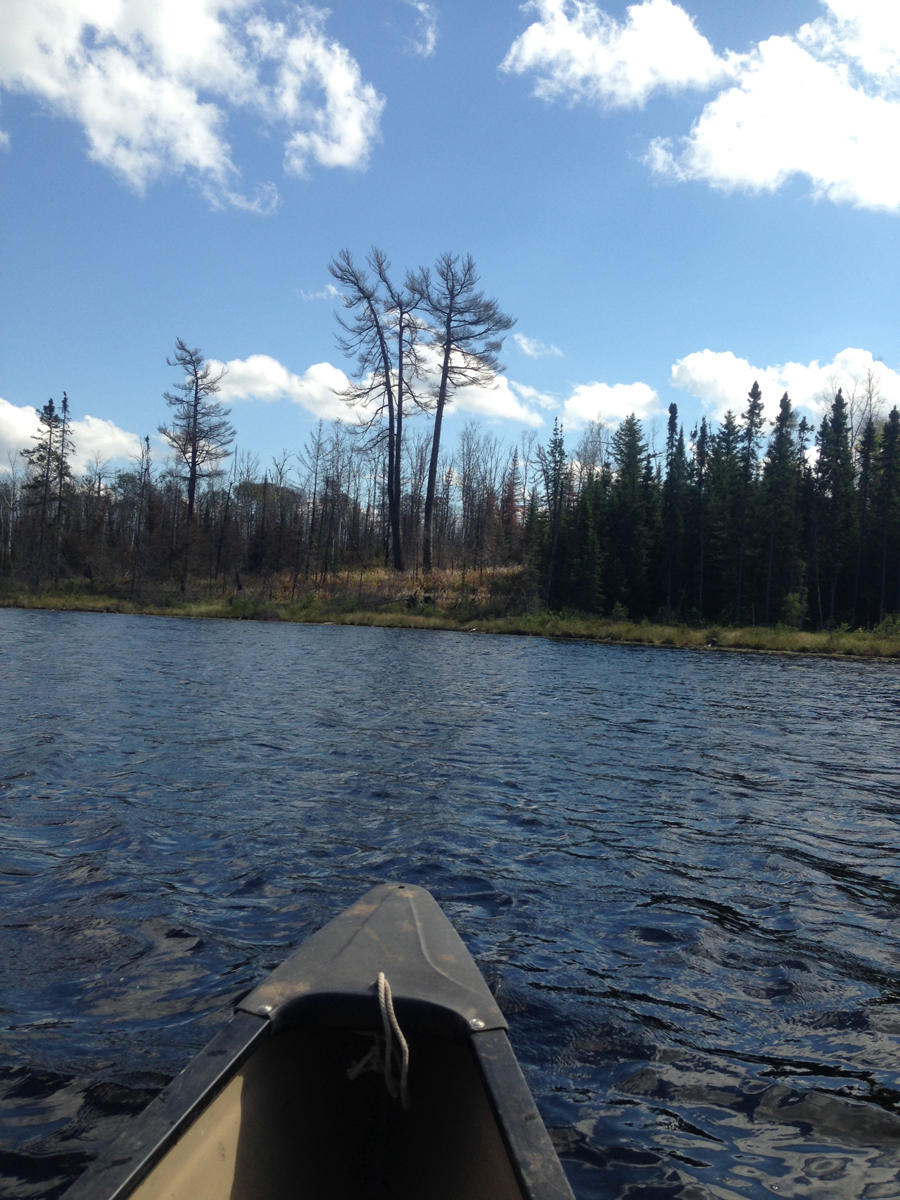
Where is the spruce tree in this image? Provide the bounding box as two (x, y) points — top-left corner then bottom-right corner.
(816, 389), (855, 626)
(705, 412), (742, 621)
(662, 403), (688, 620)
(761, 393), (798, 624)
(608, 414), (650, 616)
(689, 417), (710, 618)
(876, 408), (900, 621)
(539, 419), (569, 606)
(852, 418), (876, 626)
(735, 382), (765, 622)
(23, 397), (70, 586)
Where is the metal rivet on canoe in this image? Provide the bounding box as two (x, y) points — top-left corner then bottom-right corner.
(257, 1004), (273, 1014)
(470, 1018), (485, 1029)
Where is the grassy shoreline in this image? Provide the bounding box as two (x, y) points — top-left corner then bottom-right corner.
(3, 589), (900, 659)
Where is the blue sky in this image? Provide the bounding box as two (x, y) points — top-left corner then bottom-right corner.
(2, 0), (900, 472)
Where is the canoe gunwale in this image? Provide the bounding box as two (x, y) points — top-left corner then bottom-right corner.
(472, 1029), (575, 1200)
(63, 1011), (270, 1200)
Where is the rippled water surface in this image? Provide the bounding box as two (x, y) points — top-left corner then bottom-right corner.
(1, 609), (899, 1199)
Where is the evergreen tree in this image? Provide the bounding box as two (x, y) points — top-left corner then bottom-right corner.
(735, 382), (765, 622)
(608, 414), (651, 616)
(662, 403), (688, 619)
(689, 417), (710, 618)
(852, 417), (877, 626)
(761, 393), (798, 625)
(876, 408), (900, 621)
(22, 397), (71, 586)
(815, 389), (855, 626)
(704, 412), (742, 621)
(539, 419), (569, 606)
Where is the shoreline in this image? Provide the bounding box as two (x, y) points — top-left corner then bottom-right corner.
(2, 592), (899, 660)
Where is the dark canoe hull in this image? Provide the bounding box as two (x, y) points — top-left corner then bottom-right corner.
(65, 884), (574, 1200)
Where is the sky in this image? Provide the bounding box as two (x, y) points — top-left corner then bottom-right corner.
(2, 0), (900, 473)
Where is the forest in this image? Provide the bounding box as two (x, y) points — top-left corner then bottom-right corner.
(2, 251), (900, 633)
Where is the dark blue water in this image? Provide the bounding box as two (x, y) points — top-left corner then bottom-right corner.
(1, 609), (899, 1200)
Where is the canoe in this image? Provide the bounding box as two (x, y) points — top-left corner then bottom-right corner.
(66, 882), (575, 1200)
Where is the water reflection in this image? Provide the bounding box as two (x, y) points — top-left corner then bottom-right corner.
(1, 610), (899, 1198)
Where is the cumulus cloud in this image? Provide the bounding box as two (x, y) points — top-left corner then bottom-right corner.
(448, 379), (544, 427)
(0, 1), (384, 207)
(506, 0), (900, 212)
(509, 380), (559, 410)
(649, 10), (900, 211)
(212, 354), (355, 420)
(671, 347), (900, 421)
(400, 1), (439, 58)
(0, 397), (141, 474)
(514, 332), (563, 358)
(501, 0), (729, 107)
(212, 351), (548, 427)
(564, 379), (661, 424)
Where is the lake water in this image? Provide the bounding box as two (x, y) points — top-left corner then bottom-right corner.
(1, 608), (899, 1200)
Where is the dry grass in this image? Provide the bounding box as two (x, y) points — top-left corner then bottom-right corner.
(3, 576), (900, 659)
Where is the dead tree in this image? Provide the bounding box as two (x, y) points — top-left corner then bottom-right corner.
(411, 254), (514, 572)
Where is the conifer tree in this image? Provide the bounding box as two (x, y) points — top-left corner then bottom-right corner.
(704, 412), (742, 621)
(662, 403), (688, 620)
(570, 479), (604, 613)
(608, 414), (650, 616)
(876, 408), (900, 621)
(23, 397), (69, 586)
(539, 419), (569, 606)
(690, 417), (710, 617)
(852, 418), (876, 625)
(159, 340), (234, 524)
(761, 393), (798, 624)
(412, 254), (514, 571)
(816, 388), (855, 626)
(735, 381), (765, 622)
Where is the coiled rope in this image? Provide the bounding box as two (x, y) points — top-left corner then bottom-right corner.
(377, 972), (410, 1110)
(346, 972), (410, 1110)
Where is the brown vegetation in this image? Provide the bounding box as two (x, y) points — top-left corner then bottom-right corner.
(4, 568), (900, 659)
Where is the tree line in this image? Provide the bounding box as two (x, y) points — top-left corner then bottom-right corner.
(538, 370), (900, 630)
(2, 249), (899, 629)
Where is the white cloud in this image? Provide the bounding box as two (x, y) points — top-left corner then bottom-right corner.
(0, 2), (384, 206)
(564, 379), (661, 424)
(212, 354), (355, 420)
(514, 332), (563, 358)
(509, 380), (559, 410)
(212, 351), (548, 427)
(247, 11), (384, 176)
(0, 398), (41, 469)
(671, 347), (900, 421)
(501, 0), (729, 108)
(400, 1), (439, 58)
(70, 415), (143, 469)
(506, 0), (900, 213)
(299, 283), (341, 302)
(0, 397), (141, 473)
(649, 3), (900, 211)
(449, 378), (545, 427)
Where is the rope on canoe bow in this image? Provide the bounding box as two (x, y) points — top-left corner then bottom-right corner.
(378, 971), (410, 1110)
(345, 972), (410, 1110)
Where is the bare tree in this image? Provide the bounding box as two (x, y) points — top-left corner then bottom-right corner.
(412, 253), (514, 571)
(159, 339), (234, 523)
(130, 436), (152, 596)
(329, 249), (426, 570)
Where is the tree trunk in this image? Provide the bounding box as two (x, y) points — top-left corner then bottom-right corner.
(422, 331), (453, 572)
